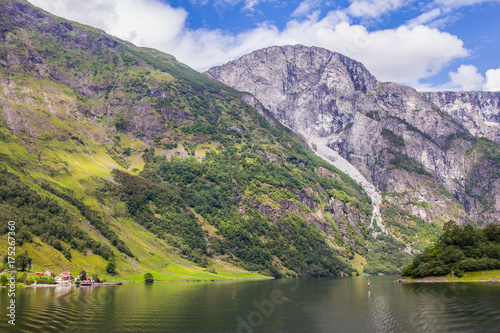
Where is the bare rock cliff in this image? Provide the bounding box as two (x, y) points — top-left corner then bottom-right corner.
(423, 91), (500, 144)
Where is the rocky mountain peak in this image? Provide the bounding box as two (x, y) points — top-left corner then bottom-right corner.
(210, 45), (376, 94)
(207, 45), (377, 137)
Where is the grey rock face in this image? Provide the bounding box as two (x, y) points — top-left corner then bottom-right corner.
(423, 91), (500, 143)
(207, 45), (376, 138)
(208, 45), (500, 225)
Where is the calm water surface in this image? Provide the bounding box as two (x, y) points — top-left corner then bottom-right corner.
(1, 276), (500, 332)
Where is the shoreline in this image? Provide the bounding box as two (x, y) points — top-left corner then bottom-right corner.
(396, 270), (500, 283)
(126, 276), (274, 283)
(397, 278), (500, 284)
(0, 282), (124, 288)
(0, 276), (274, 288)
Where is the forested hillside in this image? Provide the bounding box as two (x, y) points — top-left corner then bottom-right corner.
(0, 0), (388, 278)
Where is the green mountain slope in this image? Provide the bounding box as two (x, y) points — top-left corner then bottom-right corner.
(0, 0), (386, 278)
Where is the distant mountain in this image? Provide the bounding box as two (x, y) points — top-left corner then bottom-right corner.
(207, 45), (500, 227)
(0, 0), (390, 277)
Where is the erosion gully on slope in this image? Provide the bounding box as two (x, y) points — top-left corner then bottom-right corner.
(310, 137), (386, 235)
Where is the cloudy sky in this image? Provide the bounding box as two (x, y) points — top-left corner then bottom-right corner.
(28, 0), (500, 91)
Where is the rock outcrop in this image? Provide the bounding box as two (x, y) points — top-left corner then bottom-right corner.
(423, 91), (500, 143)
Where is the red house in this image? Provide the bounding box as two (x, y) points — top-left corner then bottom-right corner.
(81, 277), (94, 286)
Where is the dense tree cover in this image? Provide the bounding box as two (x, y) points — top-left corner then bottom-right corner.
(402, 221), (500, 278)
(2, 252), (33, 272)
(39, 180), (133, 257)
(0, 168), (124, 260)
(108, 141), (364, 277)
(382, 203), (442, 250)
(110, 167), (209, 267)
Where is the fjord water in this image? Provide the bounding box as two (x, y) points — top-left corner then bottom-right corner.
(2, 276), (500, 332)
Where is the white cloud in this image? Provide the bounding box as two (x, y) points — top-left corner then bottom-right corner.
(218, 0), (276, 12)
(406, 8), (442, 28)
(109, 0), (187, 49)
(403, 0), (500, 29)
(292, 0), (323, 17)
(484, 68), (500, 91)
(29, 0), (470, 87)
(189, 0), (211, 5)
(435, 0), (500, 9)
(242, 0), (262, 11)
(420, 65), (500, 92)
(189, 0), (276, 11)
(215, 0), (243, 6)
(29, 0), (187, 51)
(347, 0), (408, 18)
(449, 65), (484, 90)
(330, 24), (468, 85)
(30, 0), (118, 30)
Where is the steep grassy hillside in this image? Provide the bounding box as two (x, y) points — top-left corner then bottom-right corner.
(0, 0), (382, 278)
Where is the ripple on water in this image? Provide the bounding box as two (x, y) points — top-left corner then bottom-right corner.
(4, 278), (500, 333)
(402, 283), (500, 332)
(367, 295), (403, 333)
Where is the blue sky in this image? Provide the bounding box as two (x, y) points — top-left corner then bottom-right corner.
(29, 0), (500, 91)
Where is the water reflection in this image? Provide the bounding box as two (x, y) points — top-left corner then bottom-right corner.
(401, 282), (500, 333)
(1, 277), (500, 332)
